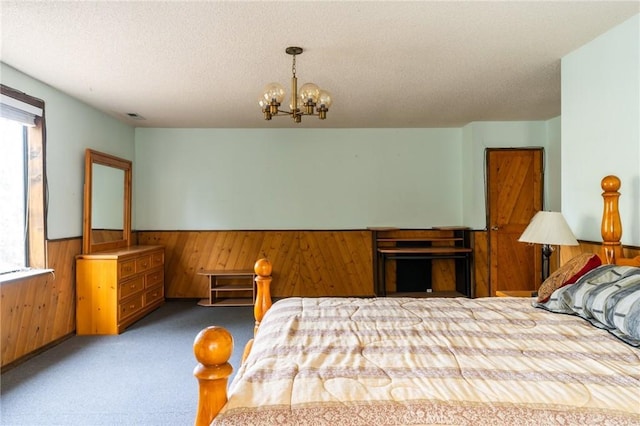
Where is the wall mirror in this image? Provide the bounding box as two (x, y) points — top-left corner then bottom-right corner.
(82, 149), (132, 253)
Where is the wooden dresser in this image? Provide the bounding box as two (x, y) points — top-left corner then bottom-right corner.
(76, 245), (165, 335)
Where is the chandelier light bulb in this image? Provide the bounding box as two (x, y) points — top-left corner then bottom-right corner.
(318, 90), (332, 108)
(262, 82), (285, 103)
(298, 83), (320, 104)
(258, 97), (270, 109)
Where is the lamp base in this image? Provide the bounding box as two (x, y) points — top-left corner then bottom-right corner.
(541, 244), (553, 281)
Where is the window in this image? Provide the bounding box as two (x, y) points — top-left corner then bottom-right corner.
(0, 119), (27, 272)
(0, 85), (46, 274)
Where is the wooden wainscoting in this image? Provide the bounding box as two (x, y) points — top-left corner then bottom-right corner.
(472, 230), (489, 298)
(477, 236), (638, 298)
(138, 229), (492, 300)
(1, 238), (80, 368)
(560, 241), (640, 265)
(137, 230), (373, 298)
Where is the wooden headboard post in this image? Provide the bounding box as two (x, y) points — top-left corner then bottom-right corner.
(600, 175), (624, 264)
(599, 175), (640, 267)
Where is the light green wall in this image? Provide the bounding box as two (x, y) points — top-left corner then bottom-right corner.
(134, 128), (464, 230)
(561, 14), (640, 245)
(136, 123), (559, 230)
(545, 116), (562, 212)
(1, 63), (135, 239)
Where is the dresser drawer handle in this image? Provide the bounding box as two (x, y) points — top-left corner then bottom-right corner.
(130, 284), (137, 289)
(129, 304), (136, 309)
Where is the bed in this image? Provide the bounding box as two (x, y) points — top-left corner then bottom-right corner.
(193, 175), (640, 425)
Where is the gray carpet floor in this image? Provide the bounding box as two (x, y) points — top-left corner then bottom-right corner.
(0, 300), (254, 426)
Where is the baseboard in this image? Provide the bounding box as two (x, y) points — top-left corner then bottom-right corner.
(0, 332), (75, 373)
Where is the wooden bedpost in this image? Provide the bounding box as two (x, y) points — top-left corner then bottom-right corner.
(600, 175), (623, 264)
(253, 258), (273, 332)
(242, 258), (273, 363)
(192, 258), (273, 424)
(193, 326), (233, 426)
(599, 175), (640, 267)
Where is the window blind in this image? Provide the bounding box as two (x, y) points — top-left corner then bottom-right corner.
(1, 94), (43, 126)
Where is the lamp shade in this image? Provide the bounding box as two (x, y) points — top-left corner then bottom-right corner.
(518, 211), (579, 246)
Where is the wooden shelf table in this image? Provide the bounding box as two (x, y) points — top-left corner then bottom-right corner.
(197, 269), (256, 307)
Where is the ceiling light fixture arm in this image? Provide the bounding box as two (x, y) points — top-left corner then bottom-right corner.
(259, 46), (332, 123)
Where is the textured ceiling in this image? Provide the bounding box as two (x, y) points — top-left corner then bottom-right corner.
(1, 1), (638, 128)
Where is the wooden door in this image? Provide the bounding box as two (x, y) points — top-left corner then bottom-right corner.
(486, 149), (543, 295)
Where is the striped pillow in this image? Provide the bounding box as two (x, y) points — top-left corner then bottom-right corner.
(535, 265), (640, 346)
(581, 267), (640, 345)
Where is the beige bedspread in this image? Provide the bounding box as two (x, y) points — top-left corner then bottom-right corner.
(214, 297), (640, 425)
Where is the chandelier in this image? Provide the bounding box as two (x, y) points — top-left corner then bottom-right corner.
(259, 47), (332, 123)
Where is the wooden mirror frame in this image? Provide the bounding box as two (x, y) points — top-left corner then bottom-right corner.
(82, 149), (132, 254)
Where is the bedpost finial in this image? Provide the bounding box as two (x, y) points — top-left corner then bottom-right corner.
(193, 326), (233, 425)
(193, 325), (233, 366)
(601, 175), (621, 192)
(254, 258), (272, 277)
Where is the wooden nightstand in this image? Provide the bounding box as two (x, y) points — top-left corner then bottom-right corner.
(496, 290), (537, 298)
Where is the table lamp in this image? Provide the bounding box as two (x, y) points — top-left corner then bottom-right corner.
(518, 211), (579, 280)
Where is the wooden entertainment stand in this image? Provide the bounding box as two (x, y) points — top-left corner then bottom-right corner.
(371, 227), (473, 298)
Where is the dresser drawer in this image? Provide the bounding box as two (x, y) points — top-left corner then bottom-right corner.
(119, 294), (143, 321)
(135, 255), (152, 273)
(119, 260), (136, 279)
(119, 276), (144, 300)
(144, 285), (164, 306)
(151, 251), (164, 268)
(145, 269), (163, 288)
